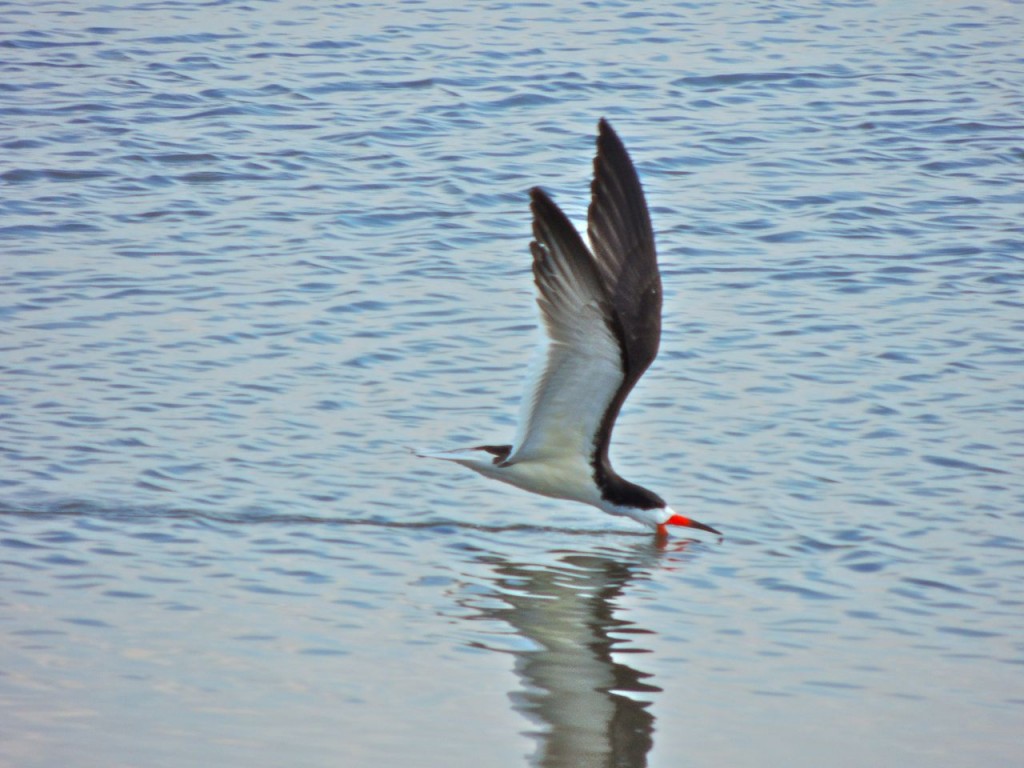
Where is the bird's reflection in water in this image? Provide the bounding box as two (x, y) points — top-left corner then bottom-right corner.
(472, 540), (682, 768)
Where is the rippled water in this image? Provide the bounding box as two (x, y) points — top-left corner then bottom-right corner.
(2, 1), (1023, 766)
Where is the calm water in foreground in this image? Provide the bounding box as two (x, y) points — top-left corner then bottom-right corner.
(2, 1), (1023, 766)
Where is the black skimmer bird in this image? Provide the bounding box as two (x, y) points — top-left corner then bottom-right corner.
(421, 119), (721, 538)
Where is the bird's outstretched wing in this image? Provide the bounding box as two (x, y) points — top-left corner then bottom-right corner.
(507, 120), (661, 468)
(588, 118), (662, 391)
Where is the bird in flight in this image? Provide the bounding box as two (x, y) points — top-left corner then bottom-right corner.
(420, 119), (721, 538)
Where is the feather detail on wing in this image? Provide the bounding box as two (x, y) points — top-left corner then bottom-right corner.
(506, 187), (625, 465)
(507, 119), (662, 476)
(588, 118), (662, 390)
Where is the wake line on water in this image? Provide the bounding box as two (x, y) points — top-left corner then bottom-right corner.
(0, 499), (655, 538)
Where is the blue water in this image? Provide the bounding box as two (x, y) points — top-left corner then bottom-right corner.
(2, 1), (1023, 766)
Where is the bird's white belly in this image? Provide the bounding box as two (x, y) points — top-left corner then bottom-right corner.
(471, 455), (604, 508)
(439, 450), (674, 529)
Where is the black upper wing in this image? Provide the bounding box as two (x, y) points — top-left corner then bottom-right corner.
(586, 118), (662, 391)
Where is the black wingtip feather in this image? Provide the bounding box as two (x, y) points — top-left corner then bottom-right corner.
(587, 118), (661, 382)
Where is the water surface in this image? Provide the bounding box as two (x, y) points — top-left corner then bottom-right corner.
(2, 1), (1023, 766)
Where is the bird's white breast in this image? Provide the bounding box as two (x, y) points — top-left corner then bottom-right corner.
(465, 453), (605, 508)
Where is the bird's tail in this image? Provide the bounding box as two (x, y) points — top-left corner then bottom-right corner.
(412, 444), (512, 466)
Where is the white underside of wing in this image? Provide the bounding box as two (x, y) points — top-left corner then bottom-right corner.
(508, 298), (623, 469)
